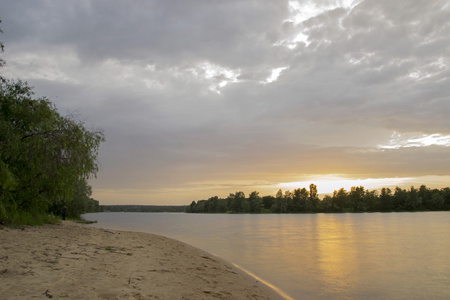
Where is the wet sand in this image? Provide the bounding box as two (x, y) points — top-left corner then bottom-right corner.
(0, 221), (283, 299)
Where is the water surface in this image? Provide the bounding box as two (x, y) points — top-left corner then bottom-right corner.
(83, 212), (450, 299)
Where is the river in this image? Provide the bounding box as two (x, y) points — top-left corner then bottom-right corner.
(82, 212), (450, 300)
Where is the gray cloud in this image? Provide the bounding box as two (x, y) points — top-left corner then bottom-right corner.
(2, 0), (290, 68)
(1, 0), (449, 204)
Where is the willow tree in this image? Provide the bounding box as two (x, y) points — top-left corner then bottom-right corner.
(0, 29), (104, 222)
(0, 79), (104, 222)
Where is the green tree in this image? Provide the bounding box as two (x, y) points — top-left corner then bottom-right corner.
(248, 191), (263, 213)
(332, 188), (348, 211)
(309, 183), (319, 211)
(418, 185), (431, 209)
(349, 186), (366, 211)
(195, 200), (207, 213)
(207, 196), (219, 213)
(319, 195), (333, 211)
(66, 179), (98, 218)
(262, 195), (275, 211)
(230, 191), (246, 213)
(226, 193), (235, 211)
(393, 187), (407, 210)
(292, 188), (308, 212)
(441, 188), (450, 209)
(271, 189), (287, 213)
(404, 186), (422, 211)
(364, 189), (378, 211)
(216, 198), (229, 213)
(0, 30), (104, 223)
(187, 201), (196, 213)
(0, 81), (104, 220)
(429, 190), (444, 210)
(379, 187), (393, 211)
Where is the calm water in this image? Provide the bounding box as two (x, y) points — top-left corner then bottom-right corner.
(82, 212), (450, 300)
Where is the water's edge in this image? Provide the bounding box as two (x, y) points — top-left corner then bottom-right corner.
(84, 211), (450, 300)
(86, 222), (289, 300)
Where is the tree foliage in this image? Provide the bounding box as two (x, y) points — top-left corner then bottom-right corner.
(0, 25), (104, 223)
(0, 80), (104, 222)
(186, 184), (450, 214)
(47, 179), (101, 219)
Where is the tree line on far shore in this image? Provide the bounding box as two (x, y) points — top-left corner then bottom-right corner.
(186, 184), (450, 214)
(101, 205), (187, 213)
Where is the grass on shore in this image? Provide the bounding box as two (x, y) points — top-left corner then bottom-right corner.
(2, 211), (60, 226)
(1, 211), (97, 226)
(66, 217), (97, 224)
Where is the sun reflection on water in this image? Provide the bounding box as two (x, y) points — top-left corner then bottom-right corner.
(315, 214), (360, 297)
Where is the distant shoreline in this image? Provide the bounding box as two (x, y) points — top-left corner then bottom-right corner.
(101, 204), (187, 213)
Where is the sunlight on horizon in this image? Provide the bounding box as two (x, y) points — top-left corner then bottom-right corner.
(276, 176), (412, 194)
(92, 175), (450, 205)
(276, 175), (450, 194)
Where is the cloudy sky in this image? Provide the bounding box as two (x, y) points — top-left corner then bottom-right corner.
(1, 0), (449, 205)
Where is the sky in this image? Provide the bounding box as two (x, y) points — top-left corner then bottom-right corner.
(1, 0), (449, 205)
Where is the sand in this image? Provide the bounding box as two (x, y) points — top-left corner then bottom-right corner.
(0, 221), (284, 300)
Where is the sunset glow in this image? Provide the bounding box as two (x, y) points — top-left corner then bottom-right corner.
(2, 1), (449, 205)
(277, 176), (411, 194)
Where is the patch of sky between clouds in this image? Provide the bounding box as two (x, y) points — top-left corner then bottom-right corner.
(378, 132), (450, 149)
(407, 57), (448, 81)
(261, 67), (289, 84)
(276, 0), (362, 49)
(345, 52), (375, 65)
(188, 61), (241, 94)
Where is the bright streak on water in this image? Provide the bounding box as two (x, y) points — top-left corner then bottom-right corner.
(83, 212), (450, 300)
(231, 262), (294, 300)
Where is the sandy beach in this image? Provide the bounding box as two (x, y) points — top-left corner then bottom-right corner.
(0, 221), (283, 300)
